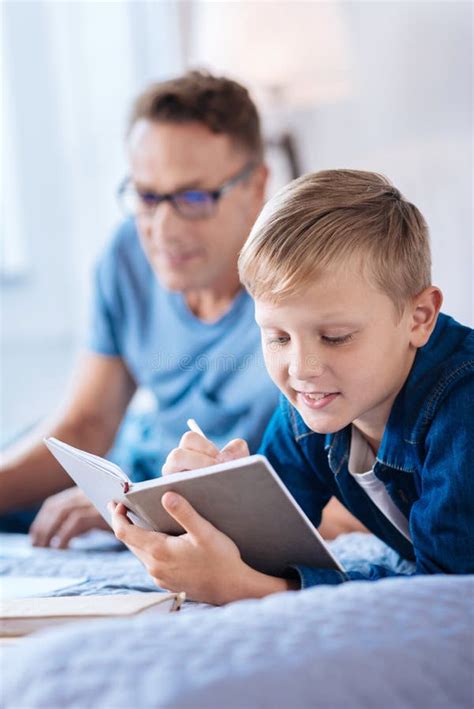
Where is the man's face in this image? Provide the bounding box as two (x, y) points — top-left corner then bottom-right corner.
(255, 265), (418, 443)
(127, 120), (266, 293)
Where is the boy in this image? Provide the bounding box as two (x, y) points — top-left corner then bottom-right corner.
(109, 169), (474, 604)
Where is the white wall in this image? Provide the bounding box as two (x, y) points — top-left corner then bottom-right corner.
(0, 1), (185, 439)
(1, 0), (472, 439)
(286, 1), (473, 324)
(1, 1), (185, 348)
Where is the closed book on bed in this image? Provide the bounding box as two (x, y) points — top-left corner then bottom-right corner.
(0, 591), (185, 637)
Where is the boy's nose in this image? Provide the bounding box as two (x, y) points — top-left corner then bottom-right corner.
(288, 352), (325, 380)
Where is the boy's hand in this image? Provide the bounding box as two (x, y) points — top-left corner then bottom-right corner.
(108, 494), (296, 605)
(162, 431), (249, 475)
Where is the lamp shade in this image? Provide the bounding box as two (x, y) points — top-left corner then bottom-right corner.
(188, 0), (352, 108)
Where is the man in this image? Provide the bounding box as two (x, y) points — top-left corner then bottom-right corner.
(0, 71), (363, 547)
(0, 71), (279, 546)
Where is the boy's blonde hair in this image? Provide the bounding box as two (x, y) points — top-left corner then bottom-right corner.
(238, 169), (431, 314)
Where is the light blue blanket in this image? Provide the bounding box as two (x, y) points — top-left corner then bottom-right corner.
(1, 533), (473, 708)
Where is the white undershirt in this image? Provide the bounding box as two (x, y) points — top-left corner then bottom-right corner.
(348, 426), (412, 542)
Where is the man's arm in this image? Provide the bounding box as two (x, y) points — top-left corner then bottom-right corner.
(319, 497), (368, 539)
(0, 351), (136, 514)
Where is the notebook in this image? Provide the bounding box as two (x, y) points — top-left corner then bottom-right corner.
(44, 437), (343, 577)
(0, 591), (184, 637)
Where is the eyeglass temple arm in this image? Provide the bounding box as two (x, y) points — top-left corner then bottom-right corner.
(213, 162), (257, 199)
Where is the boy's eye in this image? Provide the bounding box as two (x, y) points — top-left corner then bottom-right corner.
(266, 336), (289, 347)
(322, 334), (353, 345)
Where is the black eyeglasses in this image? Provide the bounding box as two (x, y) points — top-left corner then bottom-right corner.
(117, 162), (257, 221)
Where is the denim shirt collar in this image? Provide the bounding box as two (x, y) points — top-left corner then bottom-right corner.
(323, 417), (418, 477)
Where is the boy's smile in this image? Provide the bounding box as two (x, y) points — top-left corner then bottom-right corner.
(255, 264), (420, 449)
(296, 391), (340, 409)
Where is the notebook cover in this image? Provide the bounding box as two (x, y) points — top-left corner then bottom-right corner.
(0, 592), (185, 637)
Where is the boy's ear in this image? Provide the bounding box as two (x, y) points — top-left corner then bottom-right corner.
(409, 286), (443, 348)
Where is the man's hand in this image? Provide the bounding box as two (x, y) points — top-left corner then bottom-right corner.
(108, 494), (297, 605)
(29, 488), (109, 548)
(319, 497), (369, 540)
(162, 431), (250, 475)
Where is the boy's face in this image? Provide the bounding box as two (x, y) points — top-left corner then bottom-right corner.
(255, 265), (420, 445)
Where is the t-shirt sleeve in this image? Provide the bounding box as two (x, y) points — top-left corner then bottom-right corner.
(87, 234), (123, 357)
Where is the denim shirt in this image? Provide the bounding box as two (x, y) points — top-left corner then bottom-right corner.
(258, 312), (474, 587)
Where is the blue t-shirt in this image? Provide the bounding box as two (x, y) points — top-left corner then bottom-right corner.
(88, 219), (279, 480)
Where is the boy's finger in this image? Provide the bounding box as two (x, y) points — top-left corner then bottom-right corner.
(107, 501), (168, 549)
(162, 447), (218, 475)
(161, 492), (213, 540)
(217, 438), (250, 463)
(178, 430), (219, 457)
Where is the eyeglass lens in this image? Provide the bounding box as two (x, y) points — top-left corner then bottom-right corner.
(173, 192), (215, 218)
(122, 185), (217, 219)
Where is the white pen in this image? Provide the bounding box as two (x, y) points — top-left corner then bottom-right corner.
(187, 418), (206, 438)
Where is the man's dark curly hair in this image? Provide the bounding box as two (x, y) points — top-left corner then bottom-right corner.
(128, 70), (263, 160)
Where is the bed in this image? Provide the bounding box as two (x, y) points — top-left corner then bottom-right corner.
(1, 531), (472, 708)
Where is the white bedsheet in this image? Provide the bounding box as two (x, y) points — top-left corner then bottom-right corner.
(1, 533), (472, 708)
